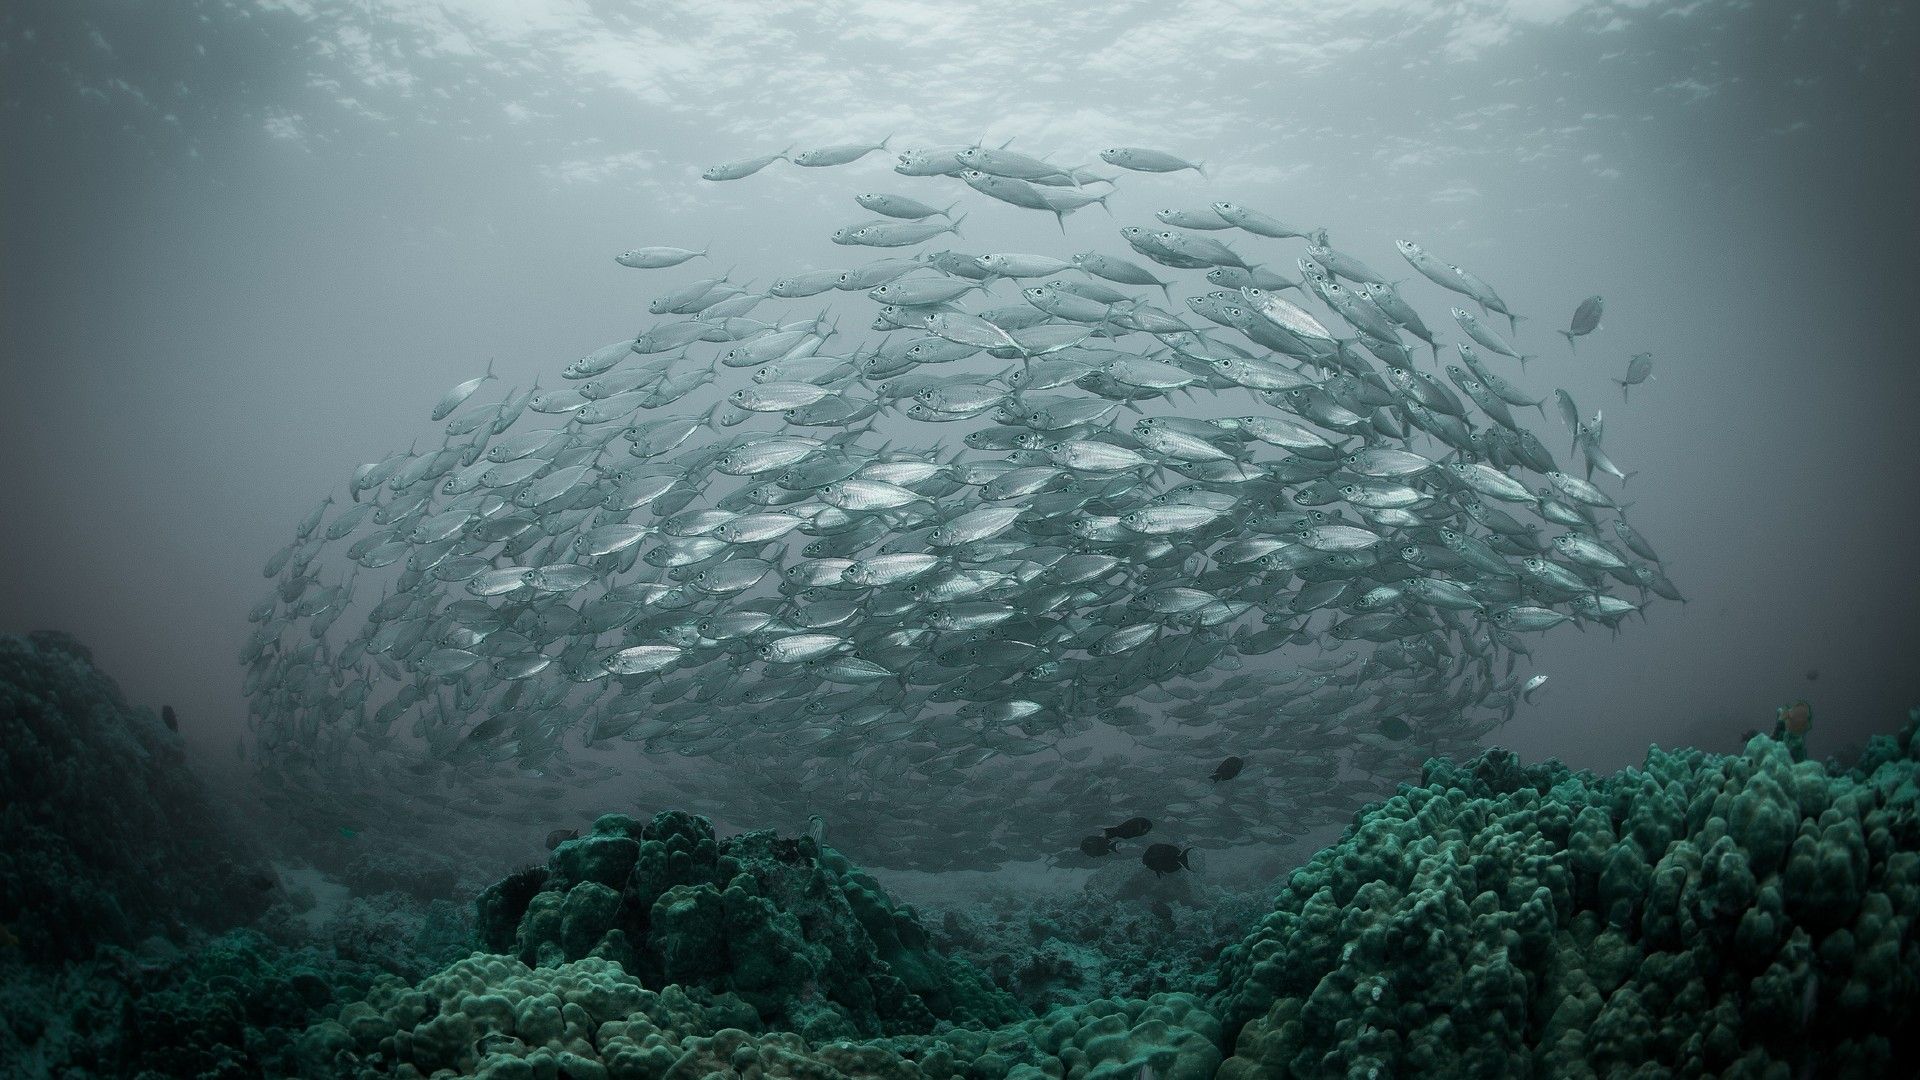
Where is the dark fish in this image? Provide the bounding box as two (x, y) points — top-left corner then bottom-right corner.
(250, 872), (278, 892)
(1778, 700), (1813, 736)
(1379, 716), (1413, 740)
(1614, 351), (1654, 401)
(1560, 295), (1603, 352)
(1080, 834), (1118, 858)
(1805, 668), (1819, 681)
(1209, 756), (1245, 782)
(1141, 843), (1193, 877)
(1149, 899), (1174, 922)
(1104, 816), (1152, 840)
(545, 827), (580, 850)
(161, 704), (178, 732)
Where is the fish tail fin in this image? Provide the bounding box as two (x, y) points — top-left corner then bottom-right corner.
(1616, 380), (1629, 403)
(1053, 209), (1068, 234)
(1194, 161), (1209, 179)
(1560, 330), (1577, 353)
(1621, 471), (1639, 487)
(951, 212), (968, 235)
(1506, 313), (1523, 336)
(880, 133), (894, 152)
(1097, 190), (1114, 217)
(1519, 354), (1534, 372)
(943, 201), (959, 218)
(485, 357), (497, 380)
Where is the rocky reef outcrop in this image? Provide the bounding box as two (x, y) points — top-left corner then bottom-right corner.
(472, 808), (1023, 1041)
(0, 631), (274, 962)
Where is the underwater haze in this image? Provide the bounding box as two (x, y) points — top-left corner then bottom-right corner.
(4, 1), (1920, 1077)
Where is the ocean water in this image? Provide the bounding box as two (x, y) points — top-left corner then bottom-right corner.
(3, 2), (1918, 1077)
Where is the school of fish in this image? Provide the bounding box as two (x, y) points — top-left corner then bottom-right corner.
(239, 138), (1681, 871)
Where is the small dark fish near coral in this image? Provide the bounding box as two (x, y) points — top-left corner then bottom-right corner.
(1210, 756), (1245, 782)
(1806, 668), (1820, 682)
(161, 704), (178, 732)
(1105, 817), (1152, 841)
(544, 828), (580, 851)
(1142, 843), (1195, 878)
(1080, 834), (1118, 858)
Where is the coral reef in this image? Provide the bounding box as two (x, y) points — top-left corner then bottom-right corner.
(0, 631), (274, 963)
(310, 893), (477, 984)
(1208, 712), (1920, 1078)
(925, 871), (1263, 1013)
(473, 809), (1023, 1039)
(0, 929), (388, 1078)
(298, 953), (1220, 1080)
(9, 633), (1919, 1077)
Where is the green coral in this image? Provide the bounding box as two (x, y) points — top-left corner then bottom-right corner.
(1210, 720), (1920, 1078)
(471, 809), (1021, 1037)
(297, 955), (1220, 1080)
(0, 633), (275, 963)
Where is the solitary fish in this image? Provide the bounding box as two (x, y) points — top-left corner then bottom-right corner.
(701, 148), (789, 181)
(1522, 674), (1549, 704)
(1209, 755), (1245, 782)
(1453, 308), (1532, 370)
(1100, 147), (1206, 177)
(616, 246), (707, 269)
(855, 192), (955, 220)
(430, 359), (497, 422)
(1615, 352), (1654, 401)
(1561, 295), (1603, 352)
(1080, 834), (1118, 857)
(1141, 843), (1195, 878)
(1212, 201), (1311, 239)
(792, 137), (892, 168)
